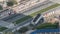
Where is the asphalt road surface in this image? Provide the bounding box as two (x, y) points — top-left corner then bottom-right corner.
(1, 1), (55, 22)
(4, 6), (60, 32)
(12, 6), (60, 32)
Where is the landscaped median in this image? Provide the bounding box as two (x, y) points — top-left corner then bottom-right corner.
(0, 27), (8, 32)
(36, 23), (59, 29)
(13, 3), (60, 24)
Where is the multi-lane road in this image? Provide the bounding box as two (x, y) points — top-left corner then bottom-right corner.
(11, 5), (60, 32)
(3, 2), (60, 32)
(0, 0), (60, 33)
(0, 0), (55, 31)
(1, 0), (55, 22)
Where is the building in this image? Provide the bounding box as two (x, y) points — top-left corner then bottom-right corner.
(32, 14), (44, 25)
(31, 29), (60, 34)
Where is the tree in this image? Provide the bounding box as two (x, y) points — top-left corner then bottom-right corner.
(7, 1), (14, 6)
(7, 0), (17, 6)
(0, 5), (3, 10)
(3, 32), (14, 34)
(12, 0), (17, 4)
(18, 27), (28, 33)
(54, 21), (59, 28)
(36, 23), (58, 29)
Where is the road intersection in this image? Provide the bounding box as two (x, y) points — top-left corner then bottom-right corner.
(0, 0), (60, 34)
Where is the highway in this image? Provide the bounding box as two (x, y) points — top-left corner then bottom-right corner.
(34, 6), (60, 25)
(3, 3), (60, 32)
(1, 0), (55, 22)
(0, 9), (12, 19)
(0, 0), (55, 31)
(1, 0), (55, 32)
(0, 0), (60, 34)
(0, 0), (58, 31)
(11, 5), (60, 32)
(3, 18), (32, 32)
(1, 0), (60, 32)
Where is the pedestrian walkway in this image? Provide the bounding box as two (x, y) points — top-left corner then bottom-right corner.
(0, 20), (15, 29)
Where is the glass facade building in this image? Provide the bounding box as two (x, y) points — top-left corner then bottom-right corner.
(31, 29), (60, 34)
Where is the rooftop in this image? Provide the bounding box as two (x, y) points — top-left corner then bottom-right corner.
(31, 29), (60, 34)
